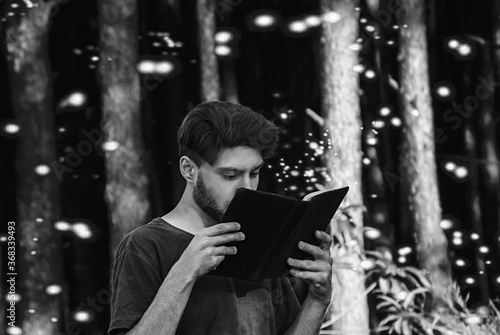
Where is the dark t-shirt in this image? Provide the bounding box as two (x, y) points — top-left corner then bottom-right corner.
(108, 217), (301, 335)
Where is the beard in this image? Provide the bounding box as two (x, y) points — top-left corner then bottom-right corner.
(193, 172), (225, 222)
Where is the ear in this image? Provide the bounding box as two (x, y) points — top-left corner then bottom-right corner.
(179, 156), (198, 183)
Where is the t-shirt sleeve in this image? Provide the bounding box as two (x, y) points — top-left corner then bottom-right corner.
(108, 232), (164, 335)
(271, 277), (302, 334)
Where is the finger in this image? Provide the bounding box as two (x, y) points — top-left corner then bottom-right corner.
(210, 232), (245, 246)
(212, 245), (238, 256)
(298, 241), (331, 261)
(204, 222), (240, 237)
(287, 257), (328, 272)
(315, 230), (332, 250)
(289, 268), (330, 285)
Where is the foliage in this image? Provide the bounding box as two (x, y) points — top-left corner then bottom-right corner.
(320, 206), (500, 335)
(365, 250), (500, 335)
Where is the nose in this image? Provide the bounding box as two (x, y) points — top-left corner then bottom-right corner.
(240, 175), (252, 189)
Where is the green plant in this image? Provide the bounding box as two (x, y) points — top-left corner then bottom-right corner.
(365, 250), (500, 335)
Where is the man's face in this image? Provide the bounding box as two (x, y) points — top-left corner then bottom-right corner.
(192, 146), (264, 222)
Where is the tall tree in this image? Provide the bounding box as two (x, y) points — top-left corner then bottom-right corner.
(397, 0), (454, 308)
(220, 56), (239, 103)
(219, 8), (239, 103)
(197, 0), (220, 101)
(460, 49), (490, 305)
(98, 0), (152, 266)
(489, 1), (500, 263)
(5, 1), (66, 333)
(474, 37), (500, 301)
(320, 1), (370, 334)
(362, 4), (395, 254)
(141, 0), (186, 212)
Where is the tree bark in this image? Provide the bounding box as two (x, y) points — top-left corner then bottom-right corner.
(489, 1), (500, 266)
(461, 59), (490, 306)
(221, 58), (239, 103)
(197, 0), (220, 101)
(397, 0), (454, 308)
(320, 0), (370, 334)
(363, 14), (394, 255)
(98, 0), (152, 268)
(5, 1), (67, 333)
(217, 1), (238, 104)
(475, 39), (500, 302)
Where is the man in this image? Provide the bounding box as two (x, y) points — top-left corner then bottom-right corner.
(108, 101), (333, 335)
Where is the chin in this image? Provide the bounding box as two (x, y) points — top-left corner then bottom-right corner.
(205, 207), (224, 222)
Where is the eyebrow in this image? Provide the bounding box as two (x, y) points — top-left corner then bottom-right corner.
(215, 162), (265, 174)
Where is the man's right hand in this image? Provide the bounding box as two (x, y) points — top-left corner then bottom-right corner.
(175, 222), (245, 280)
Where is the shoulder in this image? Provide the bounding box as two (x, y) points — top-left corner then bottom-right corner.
(115, 217), (191, 261)
(114, 218), (193, 277)
(123, 217), (189, 245)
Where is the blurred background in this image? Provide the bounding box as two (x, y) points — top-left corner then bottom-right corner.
(0, 0), (499, 334)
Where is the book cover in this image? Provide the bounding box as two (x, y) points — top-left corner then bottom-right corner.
(209, 186), (349, 281)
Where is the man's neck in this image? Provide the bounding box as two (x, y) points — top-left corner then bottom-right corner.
(162, 189), (217, 235)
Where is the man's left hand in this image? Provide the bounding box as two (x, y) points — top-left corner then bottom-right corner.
(287, 230), (333, 306)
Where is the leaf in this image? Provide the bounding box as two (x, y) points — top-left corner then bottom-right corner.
(430, 315), (440, 329)
(451, 283), (466, 310)
(384, 306), (399, 313)
(396, 268), (407, 278)
(402, 293), (415, 310)
(403, 287), (430, 309)
(375, 259), (389, 268)
(388, 75), (399, 90)
(380, 314), (400, 327)
(365, 250), (386, 259)
(399, 271), (422, 288)
(489, 300), (500, 317)
(373, 325), (391, 333)
(379, 277), (391, 294)
(464, 292), (470, 304)
(411, 287), (430, 296)
(394, 318), (403, 334)
(387, 263), (399, 276)
(403, 267), (432, 288)
(402, 320), (411, 335)
(377, 295), (402, 309)
(377, 301), (397, 310)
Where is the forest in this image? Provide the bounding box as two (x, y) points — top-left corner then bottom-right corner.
(0, 0), (499, 334)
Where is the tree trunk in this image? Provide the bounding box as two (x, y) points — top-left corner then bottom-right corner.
(320, 1), (370, 334)
(475, 39), (500, 302)
(98, 0), (152, 267)
(5, 2), (67, 333)
(464, 116), (490, 305)
(363, 14), (394, 255)
(397, 0), (454, 308)
(365, 146), (393, 254)
(219, 9), (239, 104)
(489, 2), (500, 267)
(197, 0), (220, 101)
(221, 58), (239, 103)
(461, 60), (490, 305)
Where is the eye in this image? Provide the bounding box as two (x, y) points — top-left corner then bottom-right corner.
(250, 171), (261, 178)
(223, 175), (238, 180)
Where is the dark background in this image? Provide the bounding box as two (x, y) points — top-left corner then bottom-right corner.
(1, 0), (499, 333)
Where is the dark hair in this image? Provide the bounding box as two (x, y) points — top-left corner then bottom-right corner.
(177, 101), (279, 166)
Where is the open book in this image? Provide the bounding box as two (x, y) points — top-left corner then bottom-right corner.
(209, 186), (349, 281)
